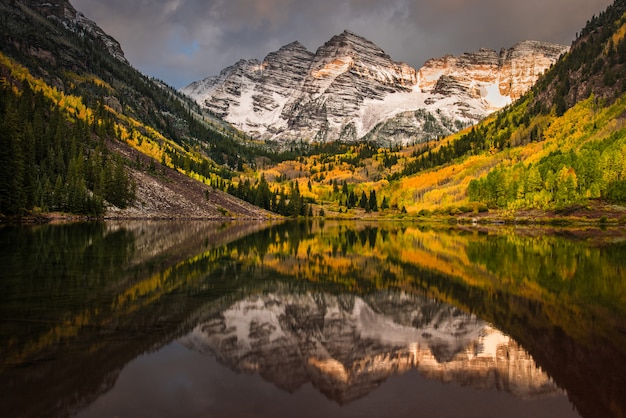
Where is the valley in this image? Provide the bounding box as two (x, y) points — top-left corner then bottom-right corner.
(2, 3), (626, 417)
(0, 0), (626, 223)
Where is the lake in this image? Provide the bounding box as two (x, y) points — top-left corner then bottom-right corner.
(1, 220), (625, 418)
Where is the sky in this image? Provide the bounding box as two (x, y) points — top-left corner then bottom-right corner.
(72, 0), (614, 89)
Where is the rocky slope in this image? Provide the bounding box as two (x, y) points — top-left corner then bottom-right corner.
(103, 137), (273, 220)
(180, 291), (561, 404)
(418, 41), (568, 103)
(183, 32), (568, 146)
(21, 0), (128, 63)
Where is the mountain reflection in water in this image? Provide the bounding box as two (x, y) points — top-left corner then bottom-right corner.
(1, 220), (625, 418)
(181, 291), (561, 404)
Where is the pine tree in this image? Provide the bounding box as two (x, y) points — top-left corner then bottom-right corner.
(359, 191), (368, 209)
(0, 105), (25, 214)
(381, 196), (389, 210)
(348, 191), (357, 208)
(287, 182), (302, 217)
(369, 190), (378, 212)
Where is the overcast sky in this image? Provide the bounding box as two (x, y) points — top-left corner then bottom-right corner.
(72, 0), (614, 89)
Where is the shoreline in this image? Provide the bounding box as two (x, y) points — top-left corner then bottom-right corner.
(0, 212), (279, 225)
(2, 201), (625, 226)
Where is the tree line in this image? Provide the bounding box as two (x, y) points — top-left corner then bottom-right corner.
(225, 176), (316, 217)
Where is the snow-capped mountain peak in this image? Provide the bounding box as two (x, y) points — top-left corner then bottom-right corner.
(182, 31), (568, 146)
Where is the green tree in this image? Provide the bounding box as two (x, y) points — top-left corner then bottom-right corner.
(287, 182), (303, 217)
(359, 191), (368, 209)
(369, 190), (378, 212)
(0, 107), (24, 214)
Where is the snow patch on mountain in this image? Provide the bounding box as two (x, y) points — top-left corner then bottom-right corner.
(481, 81), (513, 109)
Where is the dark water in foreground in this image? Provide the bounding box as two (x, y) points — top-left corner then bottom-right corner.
(1, 221), (625, 418)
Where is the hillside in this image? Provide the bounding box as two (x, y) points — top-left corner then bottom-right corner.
(0, 0), (278, 220)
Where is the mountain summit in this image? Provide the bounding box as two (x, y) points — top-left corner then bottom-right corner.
(183, 32), (568, 145)
(20, 0), (128, 63)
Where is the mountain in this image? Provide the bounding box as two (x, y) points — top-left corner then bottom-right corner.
(0, 0), (276, 219)
(19, 0), (128, 63)
(366, 0), (626, 217)
(4, 0), (624, 220)
(183, 31), (568, 146)
(180, 290), (561, 404)
(238, 0), (626, 219)
(418, 41), (564, 103)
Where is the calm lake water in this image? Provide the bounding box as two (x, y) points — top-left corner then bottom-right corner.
(1, 220), (625, 418)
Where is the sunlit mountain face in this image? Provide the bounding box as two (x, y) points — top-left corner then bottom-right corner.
(182, 32), (568, 146)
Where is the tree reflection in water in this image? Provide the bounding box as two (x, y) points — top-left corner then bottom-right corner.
(1, 221), (625, 418)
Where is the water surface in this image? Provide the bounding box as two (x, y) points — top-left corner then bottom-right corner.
(1, 221), (625, 418)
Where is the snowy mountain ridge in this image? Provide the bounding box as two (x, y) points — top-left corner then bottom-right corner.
(182, 31), (568, 146)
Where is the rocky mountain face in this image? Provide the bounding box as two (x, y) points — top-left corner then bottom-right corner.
(183, 32), (568, 146)
(21, 0), (128, 63)
(418, 41), (568, 103)
(180, 291), (561, 404)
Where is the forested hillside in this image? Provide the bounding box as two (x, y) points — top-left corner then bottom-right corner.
(0, 0), (291, 218)
(0, 77), (133, 215)
(465, 0), (626, 211)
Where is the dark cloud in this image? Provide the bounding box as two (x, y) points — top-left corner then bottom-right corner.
(72, 0), (614, 88)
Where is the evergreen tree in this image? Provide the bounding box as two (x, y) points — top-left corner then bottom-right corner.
(254, 175), (272, 210)
(380, 196), (389, 210)
(369, 190), (378, 212)
(347, 191), (356, 209)
(359, 191), (368, 209)
(0, 106), (24, 214)
(342, 180), (349, 195)
(287, 182), (303, 217)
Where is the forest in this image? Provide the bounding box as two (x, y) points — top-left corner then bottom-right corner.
(0, 80), (134, 215)
(467, 130), (626, 209)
